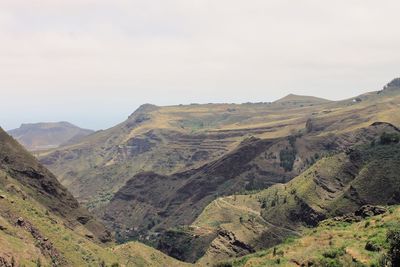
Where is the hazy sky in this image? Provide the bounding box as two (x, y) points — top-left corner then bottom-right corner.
(1, 0), (399, 130)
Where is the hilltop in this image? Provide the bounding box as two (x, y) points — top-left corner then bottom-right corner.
(8, 122), (94, 151)
(273, 93), (331, 105)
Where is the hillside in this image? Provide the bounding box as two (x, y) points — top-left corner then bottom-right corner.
(97, 122), (395, 248)
(39, 80), (400, 211)
(225, 205), (400, 267)
(34, 79), (400, 263)
(0, 127), (188, 266)
(192, 124), (400, 265)
(8, 122), (94, 151)
(0, 127), (109, 242)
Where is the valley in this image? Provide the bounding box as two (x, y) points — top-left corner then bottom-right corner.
(2, 78), (400, 266)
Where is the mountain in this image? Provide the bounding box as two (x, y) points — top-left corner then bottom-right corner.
(8, 122), (94, 151)
(0, 127), (109, 243)
(97, 122), (391, 244)
(38, 101), (332, 207)
(39, 82), (400, 210)
(192, 123), (400, 265)
(273, 94), (331, 105)
(36, 78), (400, 263)
(0, 127), (188, 266)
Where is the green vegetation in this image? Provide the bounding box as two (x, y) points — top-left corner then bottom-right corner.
(227, 207), (400, 267)
(380, 132), (400, 145)
(7, 79), (400, 265)
(387, 227), (400, 266)
(279, 135), (298, 172)
(0, 128), (189, 267)
(279, 148), (296, 172)
(194, 135), (400, 265)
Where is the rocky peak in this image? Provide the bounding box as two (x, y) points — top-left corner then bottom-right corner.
(128, 104), (159, 118)
(383, 77), (400, 90)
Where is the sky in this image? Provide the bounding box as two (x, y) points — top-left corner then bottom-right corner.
(1, 0), (399, 130)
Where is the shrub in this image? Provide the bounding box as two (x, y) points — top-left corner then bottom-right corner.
(365, 241), (381, 252)
(280, 148), (296, 172)
(322, 247), (345, 259)
(387, 227), (400, 266)
(213, 262), (232, 267)
(380, 132), (400, 145)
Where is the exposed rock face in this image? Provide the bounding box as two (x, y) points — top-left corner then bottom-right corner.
(333, 205), (387, 223)
(209, 230), (255, 257)
(355, 205), (387, 218)
(288, 197), (326, 227)
(13, 215), (65, 265)
(157, 228), (217, 263)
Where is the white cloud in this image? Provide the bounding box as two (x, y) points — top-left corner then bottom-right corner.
(0, 0), (399, 129)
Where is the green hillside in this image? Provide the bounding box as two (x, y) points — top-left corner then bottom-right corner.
(0, 127), (189, 266)
(226, 205), (400, 267)
(193, 126), (400, 265)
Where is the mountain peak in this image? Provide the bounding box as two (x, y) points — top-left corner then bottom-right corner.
(128, 104), (159, 120)
(274, 93), (331, 104)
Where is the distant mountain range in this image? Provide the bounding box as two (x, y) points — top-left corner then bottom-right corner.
(8, 122), (94, 151)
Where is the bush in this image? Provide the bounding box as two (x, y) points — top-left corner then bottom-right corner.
(213, 262), (232, 267)
(322, 247), (345, 259)
(387, 227), (400, 266)
(280, 148), (296, 172)
(365, 241), (381, 252)
(318, 258), (341, 267)
(380, 132), (400, 145)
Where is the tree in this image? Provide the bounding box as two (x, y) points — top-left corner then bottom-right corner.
(380, 132), (400, 145)
(387, 227), (400, 266)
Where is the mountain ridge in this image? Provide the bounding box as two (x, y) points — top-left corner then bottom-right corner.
(8, 122), (94, 151)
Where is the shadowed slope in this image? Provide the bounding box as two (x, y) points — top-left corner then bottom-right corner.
(0, 127), (189, 266)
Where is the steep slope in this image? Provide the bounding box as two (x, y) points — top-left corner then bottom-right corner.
(8, 122), (93, 151)
(226, 205), (400, 267)
(39, 80), (400, 211)
(38, 101), (324, 208)
(193, 123), (400, 264)
(98, 122), (396, 259)
(0, 127), (110, 242)
(0, 127), (188, 266)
